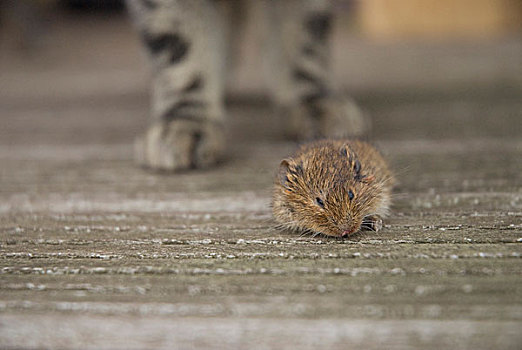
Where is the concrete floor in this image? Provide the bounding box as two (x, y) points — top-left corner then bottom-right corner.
(1, 10), (521, 350)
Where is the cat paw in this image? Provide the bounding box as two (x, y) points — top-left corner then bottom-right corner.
(134, 119), (225, 171)
(283, 96), (370, 140)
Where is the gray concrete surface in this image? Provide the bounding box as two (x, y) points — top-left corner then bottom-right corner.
(1, 10), (521, 350)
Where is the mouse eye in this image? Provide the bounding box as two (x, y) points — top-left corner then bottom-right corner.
(315, 197), (325, 208)
(348, 189), (355, 201)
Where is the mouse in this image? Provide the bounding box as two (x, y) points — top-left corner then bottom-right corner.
(272, 139), (394, 238)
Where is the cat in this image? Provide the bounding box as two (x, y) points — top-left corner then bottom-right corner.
(126, 0), (367, 170)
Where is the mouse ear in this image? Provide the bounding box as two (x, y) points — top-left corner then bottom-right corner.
(278, 158), (303, 188)
(340, 145), (357, 167)
(278, 159), (292, 187)
(340, 145), (350, 158)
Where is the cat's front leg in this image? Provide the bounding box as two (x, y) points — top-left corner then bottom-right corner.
(267, 0), (369, 140)
(127, 0), (226, 171)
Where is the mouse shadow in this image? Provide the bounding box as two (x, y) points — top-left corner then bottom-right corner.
(276, 227), (372, 243)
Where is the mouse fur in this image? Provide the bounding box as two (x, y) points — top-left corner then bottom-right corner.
(272, 139), (394, 237)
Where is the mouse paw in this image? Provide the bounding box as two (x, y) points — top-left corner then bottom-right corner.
(134, 119), (225, 171)
(283, 96), (370, 140)
(361, 215), (383, 232)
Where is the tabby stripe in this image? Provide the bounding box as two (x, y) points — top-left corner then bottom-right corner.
(162, 100), (206, 122)
(305, 13), (332, 42)
(141, 31), (189, 64)
(140, 0), (157, 10)
(183, 76), (203, 93)
(302, 90), (329, 105)
(293, 68), (326, 91)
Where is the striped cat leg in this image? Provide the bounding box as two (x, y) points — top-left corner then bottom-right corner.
(127, 0), (226, 170)
(267, 0), (368, 140)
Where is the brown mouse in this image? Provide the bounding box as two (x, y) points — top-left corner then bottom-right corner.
(272, 139), (394, 238)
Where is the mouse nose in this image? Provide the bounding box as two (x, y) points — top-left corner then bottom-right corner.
(341, 228), (356, 237)
(340, 220), (362, 237)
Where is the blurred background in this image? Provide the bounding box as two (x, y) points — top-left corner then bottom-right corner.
(1, 0), (521, 104)
(1, 0), (521, 156)
(1, 0), (521, 155)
